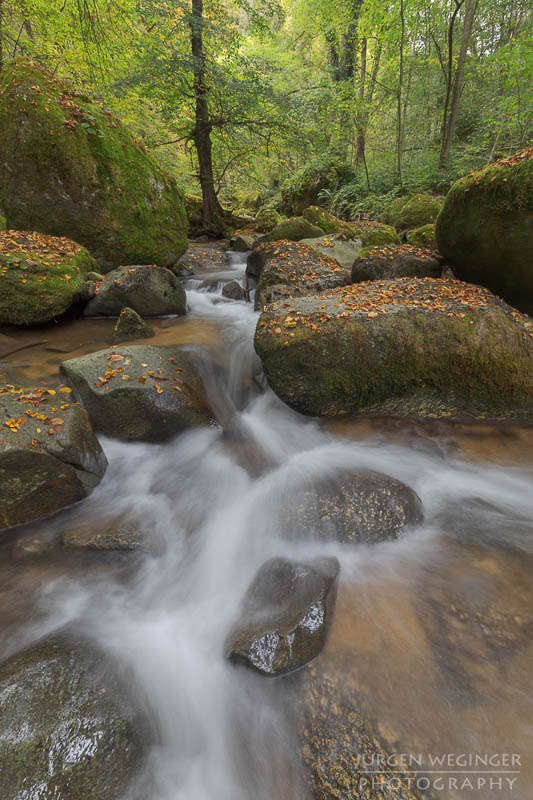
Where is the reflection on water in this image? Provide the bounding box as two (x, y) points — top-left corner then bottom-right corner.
(1, 247), (532, 799)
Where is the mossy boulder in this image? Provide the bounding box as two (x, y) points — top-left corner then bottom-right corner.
(113, 308), (153, 343)
(407, 222), (437, 250)
(345, 219), (401, 247)
(280, 154), (351, 215)
(84, 265), (186, 317)
(436, 147), (533, 308)
(254, 278), (533, 420)
(0, 635), (147, 799)
(0, 384), (107, 531)
(262, 217), (325, 244)
(302, 206), (344, 234)
(380, 193), (444, 231)
(352, 244), (442, 282)
(254, 207), (283, 233)
(225, 556), (339, 677)
(0, 60), (187, 271)
(251, 241), (351, 310)
(0, 230), (96, 326)
(60, 344), (211, 442)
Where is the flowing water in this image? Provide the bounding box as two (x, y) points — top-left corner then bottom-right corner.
(1, 247), (533, 799)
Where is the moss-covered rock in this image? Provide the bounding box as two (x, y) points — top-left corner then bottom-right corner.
(407, 222), (437, 250)
(262, 217), (325, 244)
(251, 241), (351, 309)
(352, 244), (441, 282)
(254, 207), (283, 233)
(302, 206), (344, 234)
(0, 635), (147, 799)
(254, 278), (533, 420)
(225, 556), (339, 677)
(0, 384), (107, 531)
(0, 60), (187, 270)
(84, 265), (186, 317)
(113, 307), (153, 343)
(380, 193), (444, 231)
(280, 154), (351, 215)
(345, 219), (401, 247)
(436, 147), (533, 307)
(0, 230), (97, 325)
(61, 344), (211, 442)
(185, 193), (203, 232)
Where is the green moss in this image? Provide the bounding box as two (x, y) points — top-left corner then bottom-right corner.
(263, 217), (325, 243)
(0, 60), (187, 270)
(302, 206), (344, 234)
(347, 221), (401, 246)
(380, 193), (444, 231)
(254, 207), (283, 233)
(407, 223), (437, 249)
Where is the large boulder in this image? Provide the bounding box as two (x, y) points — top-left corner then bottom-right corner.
(0, 385), (107, 531)
(0, 636), (147, 799)
(262, 217), (325, 244)
(352, 244), (442, 282)
(346, 220), (401, 247)
(60, 344), (211, 442)
(84, 265), (186, 317)
(302, 206), (345, 234)
(254, 207), (283, 233)
(0, 60), (187, 271)
(0, 230), (96, 326)
(380, 193), (444, 231)
(225, 556), (339, 677)
(436, 147), (533, 308)
(251, 241), (351, 310)
(254, 278), (533, 420)
(301, 233), (363, 271)
(406, 222), (437, 250)
(283, 469), (423, 544)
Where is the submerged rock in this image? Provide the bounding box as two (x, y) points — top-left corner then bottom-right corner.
(0, 230), (96, 326)
(113, 308), (153, 343)
(60, 344), (211, 442)
(225, 556), (339, 677)
(0, 386), (107, 531)
(0, 636), (147, 799)
(84, 265), (186, 318)
(436, 146), (533, 308)
(352, 244), (442, 282)
(62, 518), (145, 551)
(252, 240), (350, 309)
(0, 60), (188, 271)
(254, 278), (533, 420)
(285, 470), (423, 544)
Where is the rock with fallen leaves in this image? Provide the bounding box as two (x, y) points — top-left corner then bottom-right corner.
(0, 635), (148, 800)
(225, 556), (339, 677)
(0, 60), (187, 271)
(251, 240), (351, 310)
(254, 277), (533, 420)
(0, 230), (97, 326)
(60, 344), (211, 442)
(352, 244), (442, 282)
(0, 385), (107, 531)
(84, 265), (186, 318)
(436, 146), (533, 309)
(113, 307), (154, 343)
(301, 233), (363, 271)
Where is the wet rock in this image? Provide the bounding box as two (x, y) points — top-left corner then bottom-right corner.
(0, 386), (107, 532)
(12, 532), (57, 558)
(352, 244), (442, 282)
(255, 277), (533, 420)
(80, 280), (97, 302)
(84, 265), (186, 318)
(229, 234), (254, 252)
(0, 230), (97, 326)
(225, 556), (339, 677)
(60, 344), (211, 442)
(285, 470), (423, 544)
(62, 518), (145, 551)
(88, 271), (104, 283)
(0, 61), (187, 271)
(436, 146), (533, 309)
(252, 240), (350, 310)
(301, 233), (363, 271)
(222, 281), (245, 301)
(0, 635), (147, 800)
(113, 308), (153, 344)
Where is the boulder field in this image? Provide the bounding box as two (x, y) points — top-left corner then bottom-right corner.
(254, 278), (533, 420)
(0, 60), (188, 271)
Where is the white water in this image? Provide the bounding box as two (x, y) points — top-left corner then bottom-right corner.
(28, 251), (533, 799)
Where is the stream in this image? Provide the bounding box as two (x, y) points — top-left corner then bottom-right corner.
(1, 247), (533, 799)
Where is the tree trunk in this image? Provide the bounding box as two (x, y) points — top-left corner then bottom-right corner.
(355, 40), (381, 166)
(396, 0), (405, 190)
(0, 0), (4, 73)
(439, 0), (476, 166)
(190, 0), (222, 230)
